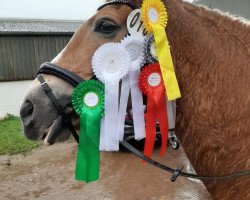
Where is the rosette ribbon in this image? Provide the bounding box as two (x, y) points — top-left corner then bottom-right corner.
(142, 0), (181, 100)
(92, 43), (130, 151)
(71, 80), (104, 183)
(167, 101), (176, 130)
(119, 34), (146, 141)
(139, 63), (169, 158)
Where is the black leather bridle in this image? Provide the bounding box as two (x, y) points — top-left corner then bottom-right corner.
(37, 63), (81, 143)
(36, 0), (250, 182)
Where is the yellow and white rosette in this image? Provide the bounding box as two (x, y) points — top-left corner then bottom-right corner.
(141, 0), (181, 100)
(119, 34), (146, 141)
(92, 43), (131, 151)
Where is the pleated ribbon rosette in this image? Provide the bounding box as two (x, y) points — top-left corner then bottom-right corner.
(119, 34), (146, 141)
(144, 34), (177, 129)
(71, 80), (104, 183)
(92, 43), (131, 151)
(141, 0), (181, 100)
(139, 63), (169, 158)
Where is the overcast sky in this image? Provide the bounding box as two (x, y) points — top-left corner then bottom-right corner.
(0, 0), (193, 20)
(0, 0), (105, 20)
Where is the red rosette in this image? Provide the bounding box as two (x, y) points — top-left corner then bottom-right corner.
(139, 63), (169, 158)
(139, 63), (163, 94)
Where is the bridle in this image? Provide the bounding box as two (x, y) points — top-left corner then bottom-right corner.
(37, 62), (250, 182)
(36, 1), (250, 182)
(37, 63), (81, 143)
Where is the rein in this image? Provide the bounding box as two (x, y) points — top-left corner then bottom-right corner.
(37, 62), (250, 182)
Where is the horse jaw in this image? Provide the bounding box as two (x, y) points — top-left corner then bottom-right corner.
(20, 75), (75, 144)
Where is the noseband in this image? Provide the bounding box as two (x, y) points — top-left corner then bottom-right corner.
(36, 0), (250, 182)
(38, 62), (84, 87)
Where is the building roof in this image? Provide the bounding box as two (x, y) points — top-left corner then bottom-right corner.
(0, 18), (83, 35)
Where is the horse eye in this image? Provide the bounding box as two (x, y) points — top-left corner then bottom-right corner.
(94, 19), (118, 34)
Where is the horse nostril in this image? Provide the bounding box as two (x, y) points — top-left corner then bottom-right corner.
(20, 100), (34, 118)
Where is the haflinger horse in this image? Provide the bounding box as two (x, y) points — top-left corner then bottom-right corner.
(20, 0), (249, 199)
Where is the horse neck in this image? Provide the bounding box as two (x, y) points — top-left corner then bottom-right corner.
(165, 0), (250, 198)
(166, 0), (250, 83)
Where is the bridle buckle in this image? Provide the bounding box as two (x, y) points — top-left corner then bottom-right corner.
(41, 82), (52, 93)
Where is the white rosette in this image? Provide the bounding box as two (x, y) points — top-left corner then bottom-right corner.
(92, 43), (130, 151)
(167, 100), (176, 130)
(119, 34), (146, 141)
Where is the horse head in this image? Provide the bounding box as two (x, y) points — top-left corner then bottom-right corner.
(20, 0), (142, 145)
(19, 0), (250, 198)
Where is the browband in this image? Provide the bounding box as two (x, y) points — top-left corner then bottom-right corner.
(98, 0), (140, 11)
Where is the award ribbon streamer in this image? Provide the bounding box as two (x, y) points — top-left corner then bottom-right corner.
(71, 80), (104, 183)
(92, 43), (130, 151)
(167, 101), (176, 130)
(142, 0), (181, 100)
(119, 34), (146, 141)
(139, 63), (169, 158)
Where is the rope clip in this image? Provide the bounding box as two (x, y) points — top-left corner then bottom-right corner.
(171, 165), (183, 182)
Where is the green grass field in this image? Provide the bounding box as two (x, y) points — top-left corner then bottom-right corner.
(0, 114), (41, 155)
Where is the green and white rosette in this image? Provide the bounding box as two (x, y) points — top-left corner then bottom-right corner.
(92, 43), (130, 151)
(119, 34), (146, 141)
(71, 80), (104, 183)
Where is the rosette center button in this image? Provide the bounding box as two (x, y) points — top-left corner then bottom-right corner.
(104, 56), (119, 73)
(84, 92), (99, 108)
(148, 8), (159, 23)
(126, 43), (143, 61)
(148, 73), (161, 87)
